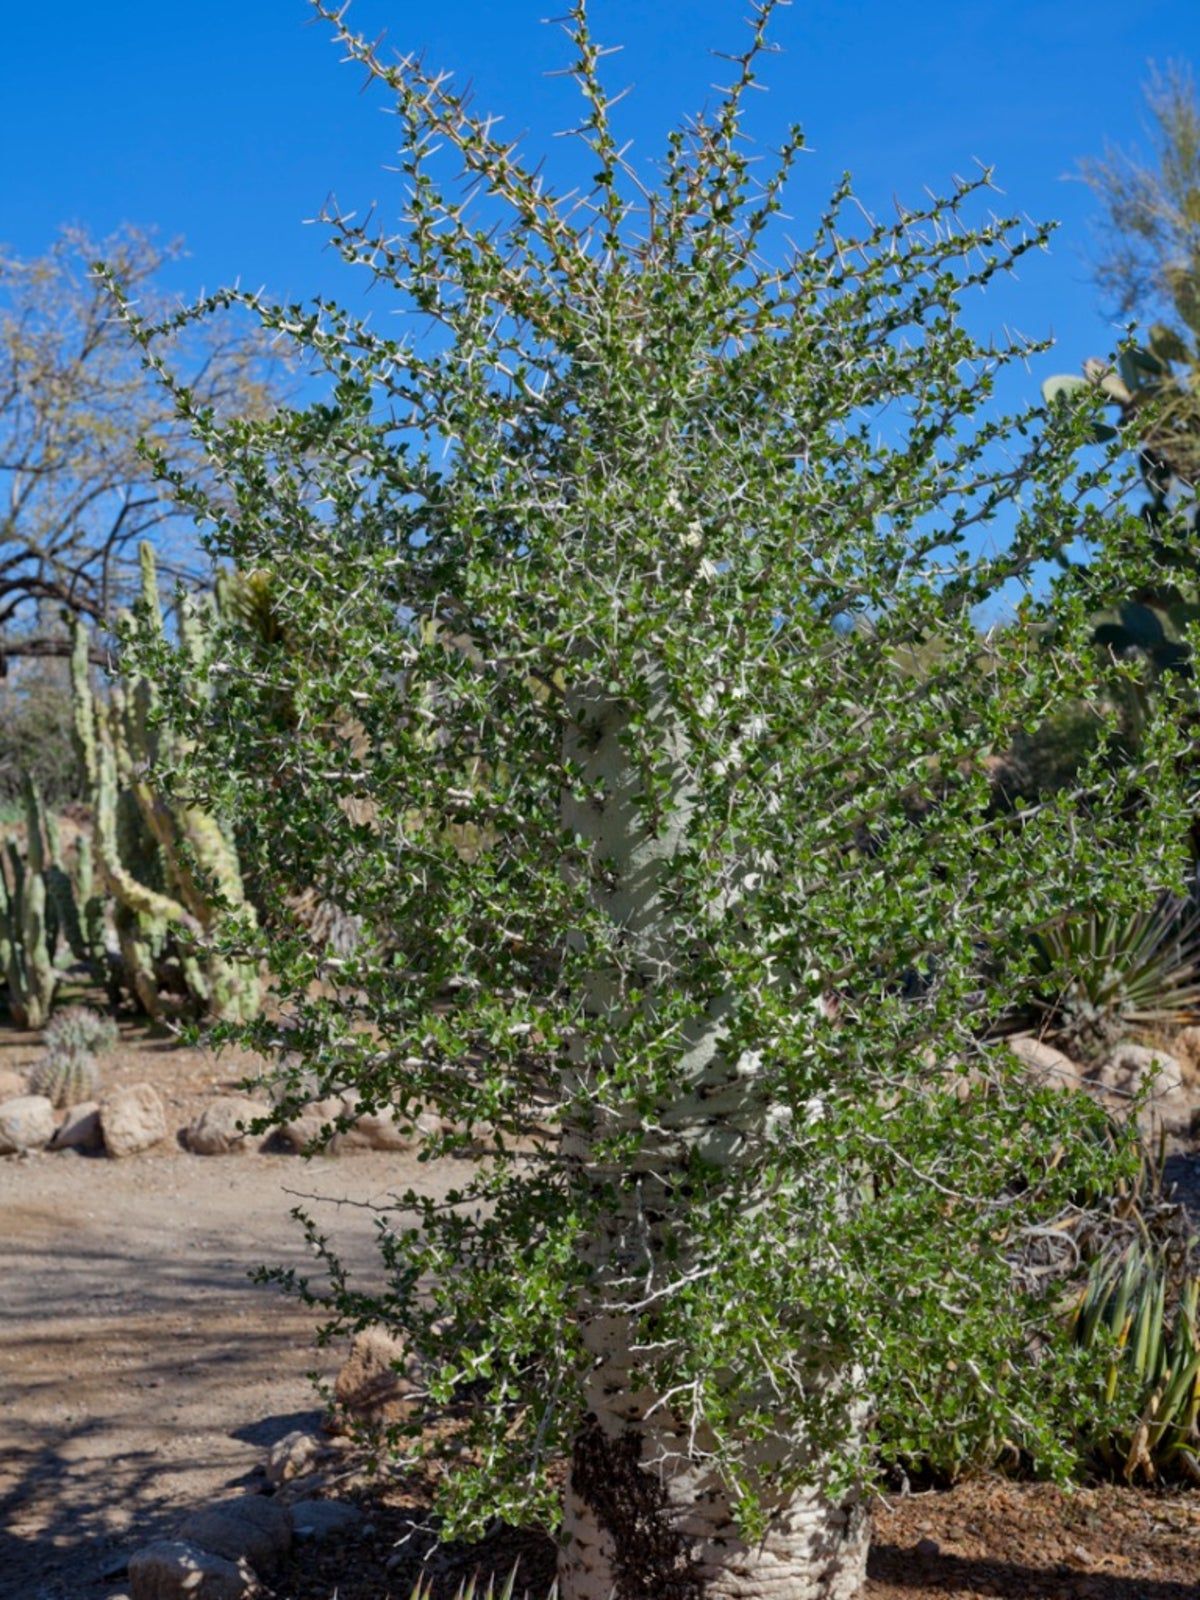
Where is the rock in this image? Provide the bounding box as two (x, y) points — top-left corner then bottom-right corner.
(331, 1326), (415, 1429)
(50, 1100), (102, 1151)
(0, 1067), (27, 1100)
(347, 1106), (414, 1151)
(186, 1097), (260, 1156)
(290, 1500), (365, 1542)
(101, 1083), (167, 1158)
(1171, 1025), (1200, 1087)
(277, 1095), (348, 1153)
(128, 1539), (258, 1599)
(1005, 1035), (1083, 1092)
(1089, 1044), (1194, 1139)
(176, 1495), (292, 1577)
(265, 1429), (329, 1487)
(0, 1094), (56, 1154)
(276, 1089), (418, 1153)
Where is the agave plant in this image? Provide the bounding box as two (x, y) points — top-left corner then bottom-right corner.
(1029, 894), (1200, 1061)
(405, 1569), (557, 1600)
(1072, 1243), (1200, 1483)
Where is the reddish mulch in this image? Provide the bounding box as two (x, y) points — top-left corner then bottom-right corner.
(866, 1479), (1200, 1599)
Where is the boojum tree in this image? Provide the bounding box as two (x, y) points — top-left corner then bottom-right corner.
(115, 5), (1196, 1596)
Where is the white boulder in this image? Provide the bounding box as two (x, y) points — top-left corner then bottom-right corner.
(176, 1495), (292, 1577)
(0, 1094), (56, 1154)
(128, 1539), (257, 1599)
(1004, 1035), (1083, 1092)
(0, 1067), (27, 1100)
(186, 1097), (260, 1156)
(265, 1429), (329, 1487)
(1089, 1044), (1193, 1139)
(101, 1083), (167, 1158)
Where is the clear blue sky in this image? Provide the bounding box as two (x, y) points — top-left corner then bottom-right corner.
(3, 1), (1198, 384)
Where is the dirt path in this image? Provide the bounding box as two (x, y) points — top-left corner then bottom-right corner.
(0, 1142), (456, 1600)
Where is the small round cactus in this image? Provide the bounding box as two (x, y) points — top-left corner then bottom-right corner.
(29, 1049), (99, 1108)
(43, 1004), (118, 1060)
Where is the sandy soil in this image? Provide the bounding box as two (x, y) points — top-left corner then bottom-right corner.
(0, 1024), (463, 1600)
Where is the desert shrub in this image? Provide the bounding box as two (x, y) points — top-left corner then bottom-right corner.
(108, 2), (1200, 1591)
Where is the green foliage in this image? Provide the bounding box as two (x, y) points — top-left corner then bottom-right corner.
(1042, 68), (1200, 687)
(1028, 895), (1200, 1059)
(1079, 61), (1200, 345)
(872, 1112), (1186, 1485)
(105, 0), (1200, 1568)
(990, 701), (1112, 805)
(29, 1046), (98, 1108)
(1071, 1244), (1200, 1483)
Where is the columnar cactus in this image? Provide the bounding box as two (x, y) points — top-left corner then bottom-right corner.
(0, 776), (61, 1028)
(68, 546), (260, 1022)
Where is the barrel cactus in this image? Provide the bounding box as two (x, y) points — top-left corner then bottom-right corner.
(43, 1004), (118, 1060)
(29, 1048), (99, 1109)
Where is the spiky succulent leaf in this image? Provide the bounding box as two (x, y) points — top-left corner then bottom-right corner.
(1071, 1244), (1200, 1481)
(1031, 894), (1200, 1059)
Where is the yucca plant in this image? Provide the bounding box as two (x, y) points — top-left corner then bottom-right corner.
(1071, 1243), (1200, 1482)
(1029, 894), (1200, 1060)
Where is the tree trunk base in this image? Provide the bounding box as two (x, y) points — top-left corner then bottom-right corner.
(558, 1418), (869, 1600)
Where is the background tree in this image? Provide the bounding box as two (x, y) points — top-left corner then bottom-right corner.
(1080, 59), (1200, 503)
(1040, 63), (1200, 679)
(1080, 61), (1200, 371)
(0, 225), (279, 667)
(121, 4), (1196, 1596)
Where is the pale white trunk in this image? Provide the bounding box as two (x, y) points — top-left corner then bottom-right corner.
(561, 1412), (866, 1600)
(558, 681), (868, 1600)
